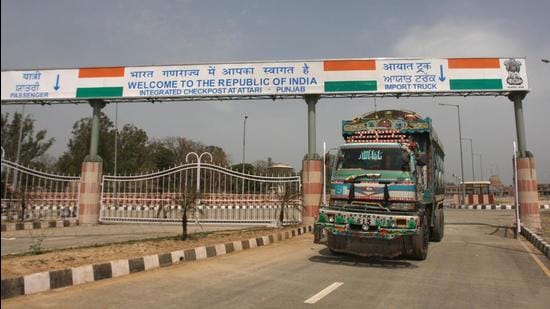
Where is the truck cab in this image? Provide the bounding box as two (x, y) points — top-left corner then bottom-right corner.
(314, 110), (445, 260)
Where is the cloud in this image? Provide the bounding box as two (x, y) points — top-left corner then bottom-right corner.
(392, 20), (524, 58)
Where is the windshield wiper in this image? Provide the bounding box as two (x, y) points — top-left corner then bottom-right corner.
(342, 203), (391, 213)
(344, 173), (381, 183)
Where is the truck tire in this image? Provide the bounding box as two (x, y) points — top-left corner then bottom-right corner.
(411, 215), (429, 260)
(430, 209), (444, 242)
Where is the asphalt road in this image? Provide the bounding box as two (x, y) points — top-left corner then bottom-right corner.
(3, 209), (550, 308)
(1, 223), (265, 255)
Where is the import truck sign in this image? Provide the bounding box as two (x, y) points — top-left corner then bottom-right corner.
(0, 58), (528, 103)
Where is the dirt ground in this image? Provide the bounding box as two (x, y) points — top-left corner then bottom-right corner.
(1, 226), (302, 280)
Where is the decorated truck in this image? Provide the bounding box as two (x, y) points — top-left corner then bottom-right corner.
(314, 109), (445, 260)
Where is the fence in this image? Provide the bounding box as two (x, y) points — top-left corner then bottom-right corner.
(100, 155), (302, 224)
(1, 156), (303, 225)
(1, 159), (80, 221)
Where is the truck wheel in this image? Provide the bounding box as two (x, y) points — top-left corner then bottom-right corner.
(430, 209), (444, 242)
(411, 215), (429, 260)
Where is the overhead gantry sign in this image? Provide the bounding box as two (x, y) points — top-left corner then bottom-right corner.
(1, 58), (528, 104)
(0, 57), (539, 230)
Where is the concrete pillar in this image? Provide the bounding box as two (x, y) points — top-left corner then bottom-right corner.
(78, 100), (106, 224)
(509, 92), (541, 233)
(78, 161), (103, 224)
(517, 157), (541, 233)
(302, 95), (322, 224)
(302, 159), (323, 225)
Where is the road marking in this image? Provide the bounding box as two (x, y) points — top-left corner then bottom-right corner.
(1, 237), (16, 240)
(518, 238), (550, 278)
(304, 282), (343, 304)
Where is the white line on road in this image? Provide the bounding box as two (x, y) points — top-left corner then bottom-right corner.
(1, 237), (16, 240)
(304, 282), (344, 304)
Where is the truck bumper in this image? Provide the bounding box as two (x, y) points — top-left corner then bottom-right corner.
(327, 231), (410, 258)
(314, 208), (422, 256)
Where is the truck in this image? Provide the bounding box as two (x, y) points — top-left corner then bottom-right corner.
(314, 109), (445, 260)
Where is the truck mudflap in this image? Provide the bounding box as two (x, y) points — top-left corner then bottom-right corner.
(314, 224), (328, 244)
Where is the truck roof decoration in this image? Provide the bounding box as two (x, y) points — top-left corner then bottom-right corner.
(342, 109), (433, 143)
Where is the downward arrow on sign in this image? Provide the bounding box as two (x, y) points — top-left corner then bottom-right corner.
(439, 65), (446, 82)
(54, 74), (60, 91)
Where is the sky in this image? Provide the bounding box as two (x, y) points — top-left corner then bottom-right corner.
(1, 0), (549, 184)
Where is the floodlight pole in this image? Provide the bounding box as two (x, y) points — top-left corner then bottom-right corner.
(12, 104), (26, 191)
(462, 138), (475, 181)
(242, 115), (248, 194)
(439, 103), (466, 205)
(474, 153), (483, 181)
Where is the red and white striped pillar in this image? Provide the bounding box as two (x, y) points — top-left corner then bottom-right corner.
(302, 159), (323, 225)
(509, 93), (542, 234)
(78, 161), (103, 224)
(517, 157), (541, 233)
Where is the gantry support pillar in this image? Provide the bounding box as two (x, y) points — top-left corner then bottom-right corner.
(302, 95), (322, 225)
(78, 100), (106, 225)
(510, 92), (541, 234)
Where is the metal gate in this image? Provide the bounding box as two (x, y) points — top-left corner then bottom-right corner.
(1, 159), (80, 221)
(100, 153), (302, 224)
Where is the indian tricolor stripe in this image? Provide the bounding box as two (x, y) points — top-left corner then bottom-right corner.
(323, 60), (377, 92)
(76, 67), (125, 98)
(447, 58), (502, 90)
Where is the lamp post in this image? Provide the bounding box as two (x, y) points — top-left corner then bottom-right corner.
(462, 138), (475, 181)
(439, 103), (466, 205)
(113, 102), (119, 206)
(242, 115), (248, 194)
(474, 153), (483, 181)
(12, 104), (26, 191)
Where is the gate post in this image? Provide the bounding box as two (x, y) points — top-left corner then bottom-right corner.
(509, 92), (541, 233)
(302, 95), (322, 225)
(78, 100), (106, 224)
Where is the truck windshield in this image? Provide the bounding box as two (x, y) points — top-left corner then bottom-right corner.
(336, 147), (408, 171)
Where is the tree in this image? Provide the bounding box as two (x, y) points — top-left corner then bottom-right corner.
(115, 124), (152, 174)
(230, 163), (255, 173)
(56, 112), (115, 174)
(1, 112), (54, 167)
(253, 159), (270, 175)
(179, 187), (202, 241)
(157, 137), (230, 166)
(276, 183), (301, 227)
(148, 140), (176, 171)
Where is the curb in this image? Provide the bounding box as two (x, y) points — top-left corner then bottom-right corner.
(445, 204), (550, 210)
(1, 220), (79, 232)
(1, 225), (313, 299)
(520, 225), (550, 260)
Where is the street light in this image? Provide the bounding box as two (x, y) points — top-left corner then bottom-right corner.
(474, 153), (483, 181)
(241, 115), (248, 194)
(12, 104), (26, 191)
(462, 137), (475, 181)
(439, 103), (466, 205)
(542, 59), (550, 63)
